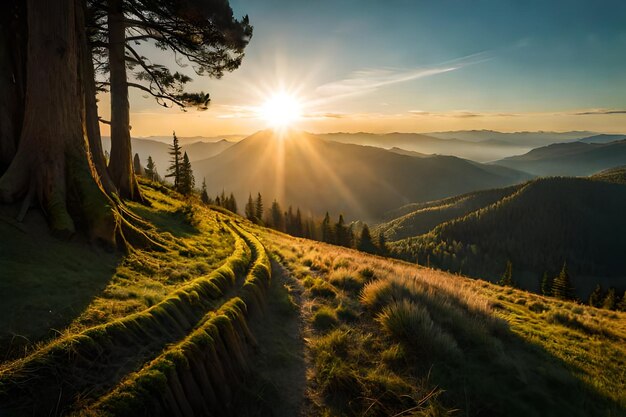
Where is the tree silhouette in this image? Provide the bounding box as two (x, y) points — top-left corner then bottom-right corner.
(334, 214), (349, 247)
(321, 212), (333, 243)
(200, 178), (210, 204)
(270, 199), (284, 231)
(552, 262), (575, 300)
(89, 0), (253, 200)
(178, 152), (195, 195)
(588, 284), (603, 307)
(357, 224), (376, 254)
(245, 193), (255, 221)
(255, 192), (264, 224)
(165, 131), (182, 189)
(145, 156), (158, 181)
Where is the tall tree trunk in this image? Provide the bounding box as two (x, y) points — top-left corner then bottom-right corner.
(78, 0), (117, 195)
(0, 0), (26, 174)
(107, 0), (143, 202)
(0, 0), (116, 244)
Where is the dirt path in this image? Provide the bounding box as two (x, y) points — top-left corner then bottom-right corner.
(236, 258), (308, 416)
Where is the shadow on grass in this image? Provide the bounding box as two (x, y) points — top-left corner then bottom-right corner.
(0, 205), (120, 360)
(130, 203), (200, 238)
(412, 306), (624, 417)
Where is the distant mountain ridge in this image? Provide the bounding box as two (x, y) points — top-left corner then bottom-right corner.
(192, 129), (531, 221)
(492, 139), (626, 176)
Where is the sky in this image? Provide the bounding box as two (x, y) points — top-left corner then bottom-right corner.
(99, 0), (626, 137)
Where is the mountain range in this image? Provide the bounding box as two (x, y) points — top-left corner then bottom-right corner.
(193, 129), (531, 221)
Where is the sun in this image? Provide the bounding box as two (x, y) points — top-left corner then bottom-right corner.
(258, 92), (303, 127)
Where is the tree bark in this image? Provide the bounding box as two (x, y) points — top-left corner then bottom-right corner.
(0, 0), (26, 174)
(107, 0), (143, 202)
(78, 0), (117, 196)
(0, 0), (116, 244)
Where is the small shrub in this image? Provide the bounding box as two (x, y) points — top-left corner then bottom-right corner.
(528, 301), (548, 313)
(312, 307), (339, 331)
(329, 269), (364, 292)
(358, 267), (376, 282)
(310, 279), (337, 298)
(336, 303), (359, 323)
(377, 300), (460, 359)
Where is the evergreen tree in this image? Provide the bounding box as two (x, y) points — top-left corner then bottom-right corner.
(377, 233), (388, 256)
(228, 193), (238, 214)
(200, 178), (210, 204)
(255, 192), (264, 223)
(334, 214), (349, 247)
(588, 284), (603, 307)
(552, 262), (575, 300)
(499, 260), (514, 287)
(270, 200), (284, 231)
(357, 224), (377, 254)
(602, 288), (617, 310)
(166, 131), (182, 189)
(245, 194), (255, 221)
(145, 156), (157, 181)
(617, 291), (626, 312)
(321, 212), (333, 243)
(541, 272), (552, 296)
(295, 208), (303, 237)
(178, 151), (194, 195)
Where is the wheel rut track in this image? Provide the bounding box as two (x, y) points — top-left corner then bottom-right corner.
(0, 218), (267, 417)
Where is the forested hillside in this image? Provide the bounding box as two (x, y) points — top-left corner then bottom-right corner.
(390, 177), (626, 295)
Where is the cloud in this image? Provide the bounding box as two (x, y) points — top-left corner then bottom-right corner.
(315, 52), (490, 100)
(572, 109), (626, 116)
(408, 110), (519, 118)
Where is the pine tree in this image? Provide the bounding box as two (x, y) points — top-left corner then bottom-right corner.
(499, 260), (514, 287)
(552, 262), (575, 300)
(588, 284), (603, 307)
(334, 214), (349, 247)
(295, 208), (303, 237)
(200, 178), (210, 204)
(255, 192), (264, 223)
(270, 199), (284, 231)
(178, 151), (194, 195)
(541, 271), (552, 296)
(617, 291), (626, 312)
(602, 288), (617, 310)
(228, 193), (238, 214)
(245, 194), (255, 221)
(321, 212), (333, 243)
(145, 156), (157, 181)
(166, 131), (182, 189)
(357, 224), (376, 254)
(377, 233), (388, 256)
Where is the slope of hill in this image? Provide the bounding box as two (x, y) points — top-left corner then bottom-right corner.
(102, 137), (233, 175)
(579, 133), (626, 144)
(390, 177), (626, 295)
(428, 130), (592, 146)
(318, 132), (530, 162)
(591, 165), (626, 184)
(1, 182), (624, 417)
(194, 129), (531, 221)
(375, 184), (523, 241)
(493, 139), (626, 176)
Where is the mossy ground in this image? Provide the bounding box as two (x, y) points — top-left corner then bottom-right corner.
(0, 180), (234, 360)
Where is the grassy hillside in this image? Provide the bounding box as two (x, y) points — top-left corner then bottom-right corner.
(592, 165), (626, 184)
(194, 129), (530, 221)
(389, 177), (626, 295)
(493, 139), (626, 176)
(1, 182), (624, 416)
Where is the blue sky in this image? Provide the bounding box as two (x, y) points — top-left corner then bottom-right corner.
(103, 0), (626, 136)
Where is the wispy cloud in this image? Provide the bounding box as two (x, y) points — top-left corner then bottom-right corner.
(408, 110), (519, 118)
(572, 109), (626, 116)
(315, 52), (490, 100)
